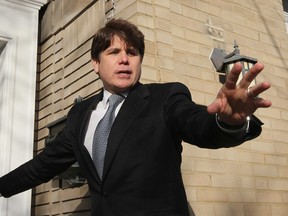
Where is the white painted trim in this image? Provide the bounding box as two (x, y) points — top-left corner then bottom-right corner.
(0, 36), (15, 176)
(0, 0), (46, 215)
(284, 11), (288, 33)
(0, 0), (47, 10)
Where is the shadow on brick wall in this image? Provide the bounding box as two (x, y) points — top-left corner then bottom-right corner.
(188, 202), (196, 216)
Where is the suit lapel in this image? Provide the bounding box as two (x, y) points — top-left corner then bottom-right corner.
(79, 92), (103, 145)
(102, 84), (150, 181)
(78, 91), (103, 184)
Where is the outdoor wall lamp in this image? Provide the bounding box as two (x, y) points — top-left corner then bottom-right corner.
(210, 40), (257, 86)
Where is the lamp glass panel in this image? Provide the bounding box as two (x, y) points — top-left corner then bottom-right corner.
(225, 61), (256, 87)
(243, 61), (249, 71)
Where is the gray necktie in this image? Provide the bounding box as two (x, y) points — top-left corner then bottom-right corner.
(92, 94), (124, 179)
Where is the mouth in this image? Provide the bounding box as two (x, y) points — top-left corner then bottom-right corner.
(116, 70), (132, 77)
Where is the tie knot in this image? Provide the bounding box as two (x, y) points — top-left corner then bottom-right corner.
(108, 94), (125, 107)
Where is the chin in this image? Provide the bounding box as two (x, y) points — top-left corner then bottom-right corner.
(113, 84), (134, 93)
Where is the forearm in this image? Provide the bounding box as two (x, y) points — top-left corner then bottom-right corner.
(0, 140), (77, 197)
(175, 107), (263, 149)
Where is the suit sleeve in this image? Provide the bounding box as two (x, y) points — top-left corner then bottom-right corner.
(0, 110), (77, 198)
(165, 82), (263, 149)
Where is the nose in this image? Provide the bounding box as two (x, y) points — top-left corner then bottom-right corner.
(118, 51), (128, 64)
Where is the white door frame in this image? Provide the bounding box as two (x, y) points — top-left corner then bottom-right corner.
(0, 0), (46, 215)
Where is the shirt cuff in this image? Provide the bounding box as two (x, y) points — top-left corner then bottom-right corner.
(215, 114), (251, 134)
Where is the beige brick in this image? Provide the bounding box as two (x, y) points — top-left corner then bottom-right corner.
(138, 14), (155, 29)
(158, 57), (174, 70)
(183, 187), (197, 201)
(244, 205), (270, 216)
(157, 43), (174, 58)
(182, 143), (210, 158)
(270, 205), (288, 216)
(64, 60), (93, 87)
(115, 0), (136, 16)
(171, 24), (185, 38)
(261, 130), (285, 143)
(228, 190), (257, 202)
(279, 166), (288, 178)
(255, 178), (269, 190)
(212, 174), (244, 188)
(282, 192), (288, 202)
(269, 179), (288, 191)
(155, 0), (170, 8)
(234, 25), (260, 41)
(265, 154), (287, 166)
(214, 204), (244, 216)
(209, 148), (238, 161)
(156, 30), (173, 45)
(137, 1), (154, 16)
(142, 54), (156, 67)
(170, 1), (182, 14)
(249, 140), (275, 153)
(182, 173), (212, 187)
(171, 13), (198, 31)
(281, 109), (288, 120)
(224, 162), (254, 176)
(270, 119), (288, 132)
(256, 191), (283, 203)
(196, 0), (221, 17)
(39, 85), (53, 100)
(196, 160), (225, 173)
(40, 35), (54, 54)
(115, 1), (138, 20)
(184, 29), (212, 46)
(155, 17), (172, 32)
(253, 164), (279, 177)
(141, 66), (159, 81)
(197, 188), (227, 202)
(33, 204), (52, 216)
(39, 93), (53, 110)
(63, 22), (78, 56)
(190, 203), (214, 216)
(181, 157), (196, 172)
(39, 63), (53, 81)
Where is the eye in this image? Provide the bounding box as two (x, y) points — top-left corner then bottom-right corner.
(108, 48), (120, 55)
(126, 48), (139, 57)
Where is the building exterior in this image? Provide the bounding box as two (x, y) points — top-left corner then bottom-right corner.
(1, 0), (288, 215)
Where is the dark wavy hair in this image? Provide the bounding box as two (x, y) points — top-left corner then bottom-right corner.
(91, 19), (145, 62)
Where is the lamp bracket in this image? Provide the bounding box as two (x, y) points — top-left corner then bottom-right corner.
(209, 48), (227, 72)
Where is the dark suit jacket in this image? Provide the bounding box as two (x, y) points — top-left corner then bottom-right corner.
(0, 82), (262, 216)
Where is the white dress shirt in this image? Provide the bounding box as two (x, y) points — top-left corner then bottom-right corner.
(84, 90), (126, 157)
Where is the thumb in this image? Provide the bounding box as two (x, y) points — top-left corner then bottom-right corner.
(207, 100), (221, 114)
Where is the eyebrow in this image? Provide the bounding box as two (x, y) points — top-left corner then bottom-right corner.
(105, 47), (121, 52)
(105, 46), (139, 54)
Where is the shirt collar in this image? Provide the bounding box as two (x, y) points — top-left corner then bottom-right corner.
(102, 89), (128, 108)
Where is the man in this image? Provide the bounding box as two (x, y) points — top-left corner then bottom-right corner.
(0, 19), (271, 215)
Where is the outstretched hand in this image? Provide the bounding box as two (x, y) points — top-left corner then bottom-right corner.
(207, 62), (272, 125)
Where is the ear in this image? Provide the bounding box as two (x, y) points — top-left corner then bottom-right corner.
(91, 59), (99, 74)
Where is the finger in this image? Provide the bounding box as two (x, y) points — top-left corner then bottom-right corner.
(239, 62), (264, 89)
(253, 97), (272, 108)
(247, 81), (271, 98)
(224, 62), (242, 89)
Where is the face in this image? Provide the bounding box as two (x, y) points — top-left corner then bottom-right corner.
(92, 36), (142, 94)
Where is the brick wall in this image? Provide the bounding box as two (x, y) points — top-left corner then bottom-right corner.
(34, 0), (288, 215)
